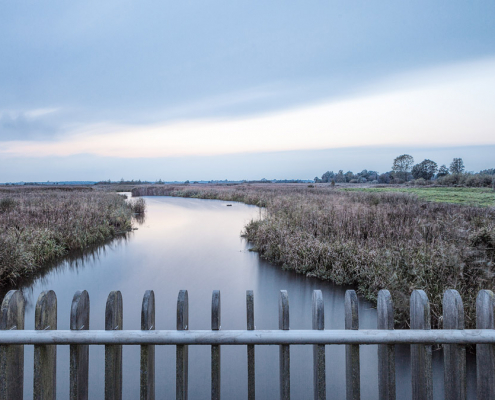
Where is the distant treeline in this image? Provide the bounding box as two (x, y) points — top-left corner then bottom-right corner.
(316, 155), (495, 187)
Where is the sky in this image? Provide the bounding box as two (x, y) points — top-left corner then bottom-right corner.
(1, 1), (494, 181)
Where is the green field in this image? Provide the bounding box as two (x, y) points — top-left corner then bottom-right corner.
(342, 186), (495, 207)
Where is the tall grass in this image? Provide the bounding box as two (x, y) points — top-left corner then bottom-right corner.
(133, 184), (495, 328)
(0, 189), (141, 285)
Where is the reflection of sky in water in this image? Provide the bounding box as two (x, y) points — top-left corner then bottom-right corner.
(6, 196), (476, 399)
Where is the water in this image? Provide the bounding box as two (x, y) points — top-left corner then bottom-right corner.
(3, 196), (475, 399)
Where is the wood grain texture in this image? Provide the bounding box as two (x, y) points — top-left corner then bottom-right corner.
(345, 290), (360, 400)
(34, 290), (57, 400)
(140, 290), (155, 400)
(105, 291), (123, 400)
(70, 290), (90, 400)
(377, 290), (395, 400)
(0, 290), (25, 400)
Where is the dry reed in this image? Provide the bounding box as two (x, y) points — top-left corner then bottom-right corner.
(0, 189), (139, 285)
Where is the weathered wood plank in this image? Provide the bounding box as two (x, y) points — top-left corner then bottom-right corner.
(246, 290), (255, 400)
(70, 290), (90, 400)
(476, 289), (495, 400)
(410, 290), (432, 400)
(279, 290), (290, 400)
(0, 290), (25, 400)
(140, 290), (155, 400)
(312, 290), (325, 400)
(345, 290), (360, 400)
(177, 290), (189, 400)
(105, 291), (123, 400)
(211, 290), (221, 400)
(443, 289), (466, 400)
(34, 290), (57, 400)
(377, 289), (395, 400)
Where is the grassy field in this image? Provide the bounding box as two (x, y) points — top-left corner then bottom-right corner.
(341, 186), (495, 207)
(133, 184), (495, 328)
(0, 188), (145, 285)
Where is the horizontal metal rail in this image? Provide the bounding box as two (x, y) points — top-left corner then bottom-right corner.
(1, 329), (495, 345)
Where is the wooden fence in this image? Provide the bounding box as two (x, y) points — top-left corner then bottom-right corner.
(1, 288), (495, 400)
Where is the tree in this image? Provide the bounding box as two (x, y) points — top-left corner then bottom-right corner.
(392, 154), (414, 181)
(411, 159), (438, 180)
(344, 171), (354, 182)
(437, 165), (449, 177)
(321, 171), (334, 183)
(335, 170), (345, 183)
(450, 158), (465, 174)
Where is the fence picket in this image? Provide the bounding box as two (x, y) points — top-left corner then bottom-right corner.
(410, 290), (432, 400)
(345, 290), (360, 400)
(105, 291), (123, 400)
(2, 287), (495, 399)
(443, 289), (466, 400)
(177, 290), (189, 400)
(476, 290), (495, 400)
(246, 290), (255, 400)
(34, 290), (57, 400)
(211, 290), (221, 400)
(70, 290), (90, 400)
(279, 290), (290, 400)
(0, 290), (25, 400)
(312, 290), (325, 400)
(140, 290), (155, 400)
(377, 289), (395, 400)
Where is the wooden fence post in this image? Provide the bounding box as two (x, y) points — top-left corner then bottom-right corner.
(0, 290), (25, 400)
(279, 290), (290, 400)
(377, 289), (395, 400)
(246, 290), (255, 400)
(34, 290), (57, 400)
(312, 290), (325, 400)
(410, 290), (432, 400)
(70, 290), (90, 400)
(345, 290), (360, 400)
(211, 290), (221, 400)
(177, 290), (189, 400)
(476, 290), (495, 400)
(105, 291), (123, 400)
(140, 290), (155, 400)
(443, 289), (466, 400)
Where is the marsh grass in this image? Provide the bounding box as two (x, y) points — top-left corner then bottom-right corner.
(0, 189), (140, 285)
(343, 186), (495, 207)
(133, 184), (495, 328)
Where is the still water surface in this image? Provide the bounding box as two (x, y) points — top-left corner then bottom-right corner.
(13, 196), (476, 399)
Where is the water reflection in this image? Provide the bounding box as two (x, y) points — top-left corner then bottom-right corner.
(3, 196), (475, 399)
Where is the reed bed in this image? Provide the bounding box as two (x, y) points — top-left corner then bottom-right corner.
(0, 190), (139, 285)
(133, 184), (495, 328)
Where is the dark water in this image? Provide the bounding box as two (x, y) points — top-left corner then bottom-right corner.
(6, 196), (475, 399)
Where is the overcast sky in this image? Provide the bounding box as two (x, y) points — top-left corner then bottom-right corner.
(1, 1), (494, 181)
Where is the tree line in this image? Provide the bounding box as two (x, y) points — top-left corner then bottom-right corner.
(315, 155), (495, 187)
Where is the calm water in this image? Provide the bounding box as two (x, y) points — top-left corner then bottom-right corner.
(6, 196), (476, 399)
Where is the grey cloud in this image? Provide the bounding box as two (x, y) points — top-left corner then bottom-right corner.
(0, 112), (61, 141)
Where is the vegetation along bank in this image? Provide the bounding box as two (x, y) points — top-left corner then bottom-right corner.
(132, 184), (495, 329)
(0, 187), (145, 285)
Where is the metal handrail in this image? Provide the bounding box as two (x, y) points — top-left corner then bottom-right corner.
(1, 329), (495, 345)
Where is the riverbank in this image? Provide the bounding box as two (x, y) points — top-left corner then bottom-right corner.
(0, 188), (145, 285)
(132, 184), (495, 328)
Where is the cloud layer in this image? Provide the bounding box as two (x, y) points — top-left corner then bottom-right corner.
(2, 58), (494, 159)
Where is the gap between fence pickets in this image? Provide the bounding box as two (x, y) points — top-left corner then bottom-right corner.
(1, 329), (495, 345)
